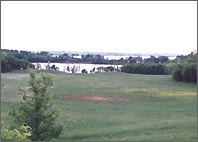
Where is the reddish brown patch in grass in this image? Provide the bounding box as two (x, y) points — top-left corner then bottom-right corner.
(60, 94), (147, 103)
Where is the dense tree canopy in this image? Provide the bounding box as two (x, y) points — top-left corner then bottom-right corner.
(1, 54), (30, 72)
(121, 63), (169, 75)
(171, 51), (197, 83)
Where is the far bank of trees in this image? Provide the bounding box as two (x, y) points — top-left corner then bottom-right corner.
(121, 63), (169, 75)
(1, 54), (30, 72)
(1, 49), (171, 65)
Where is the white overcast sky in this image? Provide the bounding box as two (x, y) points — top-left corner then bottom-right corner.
(1, 1), (197, 55)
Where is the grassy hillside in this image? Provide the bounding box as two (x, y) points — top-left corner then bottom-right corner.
(1, 71), (197, 141)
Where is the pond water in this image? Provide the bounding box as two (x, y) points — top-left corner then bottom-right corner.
(32, 63), (122, 73)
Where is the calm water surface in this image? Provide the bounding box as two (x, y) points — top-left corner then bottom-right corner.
(33, 63), (122, 73)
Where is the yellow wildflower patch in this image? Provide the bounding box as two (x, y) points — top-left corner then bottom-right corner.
(159, 91), (196, 96)
(122, 88), (196, 96)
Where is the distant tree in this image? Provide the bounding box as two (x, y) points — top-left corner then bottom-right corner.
(51, 64), (56, 70)
(5, 55), (17, 69)
(28, 63), (35, 69)
(158, 56), (169, 63)
(81, 69), (88, 74)
(144, 56), (159, 63)
(105, 66), (114, 72)
(20, 51), (31, 56)
(92, 67), (96, 72)
(71, 68), (74, 73)
(81, 55), (84, 59)
(36, 63), (42, 70)
(97, 67), (105, 72)
(16, 59), (29, 70)
(67, 66), (70, 72)
(128, 56), (137, 63)
(39, 51), (49, 56)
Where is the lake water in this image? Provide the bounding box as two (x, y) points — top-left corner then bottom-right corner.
(33, 63), (122, 73)
(33, 56), (176, 73)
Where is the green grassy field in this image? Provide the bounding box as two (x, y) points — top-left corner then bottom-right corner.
(1, 71), (197, 141)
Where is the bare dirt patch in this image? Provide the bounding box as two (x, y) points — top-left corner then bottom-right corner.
(60, 94), (148, 103)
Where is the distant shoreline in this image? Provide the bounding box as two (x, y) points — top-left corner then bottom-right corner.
(39, 51), (178, 57)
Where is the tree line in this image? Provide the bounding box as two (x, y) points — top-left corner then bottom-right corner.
(121, 51), (197, 83)
(121, 63), (169, 75)
(1, 49), (170, 65)
(1, 49), (170, 73)
(1, 54), (30, 72)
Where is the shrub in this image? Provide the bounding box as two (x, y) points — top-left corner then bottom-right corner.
(172, 63), (197, 83)
(1, 121), (32, 141)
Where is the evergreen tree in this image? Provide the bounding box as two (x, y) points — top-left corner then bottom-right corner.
(10, 69), (63, 141)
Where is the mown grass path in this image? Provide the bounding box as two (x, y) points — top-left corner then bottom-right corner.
(1, 71), (197, 141)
